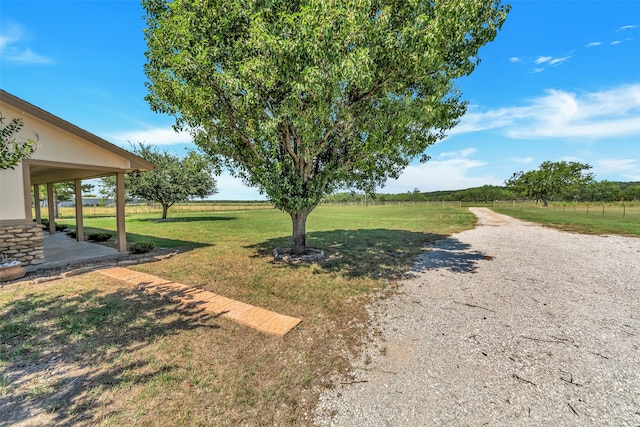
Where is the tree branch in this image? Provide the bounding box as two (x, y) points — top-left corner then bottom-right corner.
(281, 121), (299, 167)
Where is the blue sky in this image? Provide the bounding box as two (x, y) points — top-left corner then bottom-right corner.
(2, 1), (639, 200)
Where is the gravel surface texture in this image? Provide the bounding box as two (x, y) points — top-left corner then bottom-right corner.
(315, 208), (640, 426)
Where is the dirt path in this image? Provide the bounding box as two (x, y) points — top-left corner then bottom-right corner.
(315, 208), (640, 426)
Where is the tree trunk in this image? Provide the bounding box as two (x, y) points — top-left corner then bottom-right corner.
(162, 204), (169, 219)
(53, 193), (59, 219)
(290, 207), (314, 255)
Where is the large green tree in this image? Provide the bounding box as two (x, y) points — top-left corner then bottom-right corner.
(143, 0), (509, 253)
(102, 144), (218, 219)
(505, 161), (594, 206)
(0, 114), (36, 170)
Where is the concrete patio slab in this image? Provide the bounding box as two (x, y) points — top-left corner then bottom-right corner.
(98, 267), (302, 336)
(26, 232), (128, 272)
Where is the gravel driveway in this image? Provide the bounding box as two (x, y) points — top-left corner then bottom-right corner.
(315, 208), (640, 426)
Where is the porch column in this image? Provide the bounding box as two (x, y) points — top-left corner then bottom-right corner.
(115, 172), (127, 252)
(46, 182), (55, 234)
(33, 184), (41, 223)
(74, 179), (85, 242)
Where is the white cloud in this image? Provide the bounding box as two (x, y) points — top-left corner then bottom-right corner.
(510, 157), (533, 165)
(617, 24), (637, 31)
(452, 83), (640, 140)
(212, 171), (265, 200)
(611, 39), (633, 46)
(110, 127), (194, 145)
(593, 159), (640, 181)
(439, 147), (476, 158)
(586, 41), (602, 47)
(595, 158), (637, 173)
(379, 158), (501, 193)
(449, 106), (522, 135)
(549, 56), (570, 65)
(376, 148), (502, 192)
(0, 20), (53, 64)
(0, 21), (21, 49)
(4, 47), (53, 64)
(535, 56), (552, 64)
(532, 55), (570, 69)
(509, 57), (521, 62)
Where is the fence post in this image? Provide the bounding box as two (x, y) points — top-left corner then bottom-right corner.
(623, 204), (626, 219)
(602, 204), (605, 217)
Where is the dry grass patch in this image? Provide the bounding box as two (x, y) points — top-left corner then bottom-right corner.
(2, 205), (476, 425)
(0, 274), (356, 426)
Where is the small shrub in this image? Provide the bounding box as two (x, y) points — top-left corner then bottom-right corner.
(129, 241), (155, 254)
(36, 219), (66, 229)
(87, 232), (112, 242)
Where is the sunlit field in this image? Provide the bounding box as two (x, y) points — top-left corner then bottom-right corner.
(492, 201), (640, 236)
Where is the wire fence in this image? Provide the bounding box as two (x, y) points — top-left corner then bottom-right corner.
(321, 200), (465, 207)
(492, 200), (640, 220)
(52, 201), (274, 218)
(46, 199), (640, 222)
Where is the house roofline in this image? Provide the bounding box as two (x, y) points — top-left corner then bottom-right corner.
(0, 89), (156, 172)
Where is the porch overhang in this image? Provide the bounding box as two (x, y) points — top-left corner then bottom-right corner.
(0, 89), (156, 267)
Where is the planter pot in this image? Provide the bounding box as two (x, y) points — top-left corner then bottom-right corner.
(0, 264), (27, 281)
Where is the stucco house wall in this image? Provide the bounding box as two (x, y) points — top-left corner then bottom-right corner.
(0, 168), (25, 221)
(1, 90), (154, 266)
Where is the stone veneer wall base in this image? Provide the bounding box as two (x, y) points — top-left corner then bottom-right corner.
(0, 223), (45, 266)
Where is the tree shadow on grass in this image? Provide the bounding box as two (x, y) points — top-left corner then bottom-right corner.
(124, 231), (210, 251)
(139, 216), (236, 223)
(66, 226), (212, 252)
(0, 286), (221, 426)
(251, 230), (490, 278)
(250, 229), (452, 279)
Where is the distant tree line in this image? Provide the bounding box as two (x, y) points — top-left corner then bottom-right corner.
(325, 172), (640, 205)
(506, 161), (640, 205)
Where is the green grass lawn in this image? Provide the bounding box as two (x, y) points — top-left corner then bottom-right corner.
(1, 204), (475, 426)
(493, 204), (640, 236)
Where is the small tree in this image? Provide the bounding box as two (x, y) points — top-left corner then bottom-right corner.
(102, 144), (218, 219)
(505, 161), (594, 206)
(142, 0), (509, 254)
(0, 114), (36, 170)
